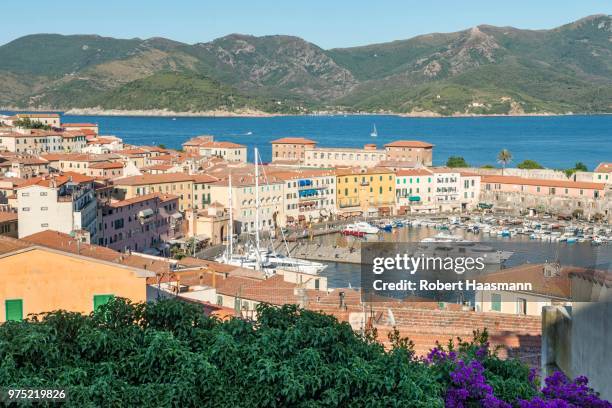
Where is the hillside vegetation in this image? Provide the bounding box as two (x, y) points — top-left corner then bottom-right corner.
(0, 15), (610, 115)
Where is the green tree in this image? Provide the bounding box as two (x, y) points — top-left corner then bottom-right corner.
(517, 160), (543, 170)
(497, 149), (512, 175)
(13, 118), (52, 130)
(574, 162), (587, 172)
(157, 143), (167, 149)
(446, 156), (469, 168)
(480, 164), (495, 169)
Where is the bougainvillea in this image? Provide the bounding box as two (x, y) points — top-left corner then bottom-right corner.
(0, 299), (609, 407)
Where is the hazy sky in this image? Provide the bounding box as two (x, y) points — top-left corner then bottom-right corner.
(1, 0), (609, 48)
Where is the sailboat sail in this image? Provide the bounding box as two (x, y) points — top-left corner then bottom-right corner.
(370, 124), (378, 137)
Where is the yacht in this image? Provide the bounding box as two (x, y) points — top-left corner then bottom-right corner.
(419, 234), (513, 264)
(354, 221), (379, 234)
(215, 148), (328, 276)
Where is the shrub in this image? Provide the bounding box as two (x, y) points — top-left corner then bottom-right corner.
(0, 299), (609, 407)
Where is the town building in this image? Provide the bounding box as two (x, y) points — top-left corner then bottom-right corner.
(209, 175), (285, 234)
(99, 193), (181, 254)
(185, 202), (230, 245)
(304, 144), (386, 168)
(336, 167), (395, 217)
(82, 136), (124, 154)
(480, 175), (609, 220)
(0, 156), (49, 179)
(87, 161), (124, 179)
(0, 210), (18, 238)
(474, 263), (579, 316)
(384, 140), (434, 166)
(269, 168), (337, 226)
(0, 232), (155, 322)
(182, 135), (215, 154)
(395, 168), (436, 213)
(3, 113), (61, 128)
(113, 173), (194, 212)
(270, 137), (317, 164)
(62, 123), (99, 135)
(185, 140), (247, 163)
(16, 173), (98, 240)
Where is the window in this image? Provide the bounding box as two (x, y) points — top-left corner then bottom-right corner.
(93, 294), (114, 312)
(40, 207), (48, 211)
(5, 299), (23, 321)
(491, 294), (501, 312)
(516, 298), (527, 315)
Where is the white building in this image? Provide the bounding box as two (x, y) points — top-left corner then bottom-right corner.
(17, 172), (98, 240)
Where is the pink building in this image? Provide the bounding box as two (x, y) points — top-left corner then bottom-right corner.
(99, 193), (181, 254)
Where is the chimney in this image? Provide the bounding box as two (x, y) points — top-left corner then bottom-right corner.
(543, 262), (561, 278)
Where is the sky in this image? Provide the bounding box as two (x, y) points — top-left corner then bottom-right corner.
(1, 0), (610, 49)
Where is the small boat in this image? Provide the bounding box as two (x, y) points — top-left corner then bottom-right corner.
(354, 221), (379, 234)
(245, 131), (253, 135)
(370, 124), (378, 137)
(172, 118), (177, 121)
(341, 224), (365, 237)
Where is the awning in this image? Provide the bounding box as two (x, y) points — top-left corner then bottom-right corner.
(409, 196), (421, 202)
(171, 212), (183, 219)
(138, 208), (154, 218)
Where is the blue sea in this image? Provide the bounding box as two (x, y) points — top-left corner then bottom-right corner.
(4, 112), (611, 169)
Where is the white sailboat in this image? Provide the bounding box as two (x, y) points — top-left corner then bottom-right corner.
(370, 124), (378, 137)
(216, 147), (326, 275)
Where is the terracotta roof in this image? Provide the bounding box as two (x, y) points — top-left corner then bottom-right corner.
(474, 263), (587, 299)
(0, 235), (33, 255)
(108, 192), (178, 208)
(17, 172), (94, 189)
(198, 141), (246, 149)
(61, 131), (87, 139)
(594, 163), (612, 173)
(14, 113), (60, 119)
(395, 169), (433, 177)
(267, 168), (336, 180)
(482, 175), (606, 190)
(336, 166), (394, 176)
(21, 230), (164, 274)
(0, 211), (17, 223)
(569, 270), (612, 288)
(191, 174), (219, 183)
(62, 123), (97, 127)
(271, 137), (317, 145)
(114, 173), (196, 186)
(384, 140), (434, 148)
(89, 161), (124, 170)
(142, 164), (174, 171)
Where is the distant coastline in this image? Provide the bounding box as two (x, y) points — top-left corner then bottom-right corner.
(2, 106), (608, 118)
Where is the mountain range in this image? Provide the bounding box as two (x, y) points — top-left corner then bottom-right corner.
(0, 14), (610, 116)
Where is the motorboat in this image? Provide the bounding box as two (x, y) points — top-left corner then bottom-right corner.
(354, 221), (379, 234)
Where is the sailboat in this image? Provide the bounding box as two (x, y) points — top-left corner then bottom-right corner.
(370, 124), (378, 137)
(216, 147), (327, 276)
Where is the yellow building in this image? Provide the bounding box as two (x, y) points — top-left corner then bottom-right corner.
(0, 233), (154, 322)
(336, 167), (395, 216)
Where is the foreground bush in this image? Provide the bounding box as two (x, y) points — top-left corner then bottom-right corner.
(0, 299), (609, 407)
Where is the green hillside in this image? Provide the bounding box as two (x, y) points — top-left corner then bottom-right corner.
(0, 15), (610, 115)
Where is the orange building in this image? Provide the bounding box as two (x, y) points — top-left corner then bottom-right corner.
(0, 232), (154, 322)
(271, 137), (317, 163)
(384, 140), (434, 166)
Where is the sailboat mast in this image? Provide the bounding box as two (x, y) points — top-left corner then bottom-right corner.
(228, 172), (233, 260)
(254, 148), (261, 270)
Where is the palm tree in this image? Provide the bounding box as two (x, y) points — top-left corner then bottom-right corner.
(497, 149), (512, 175)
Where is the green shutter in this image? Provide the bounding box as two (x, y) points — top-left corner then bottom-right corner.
(93, 294), (114, 312)
(491, 294), (501, 312)
(5, 299), (23, 321)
